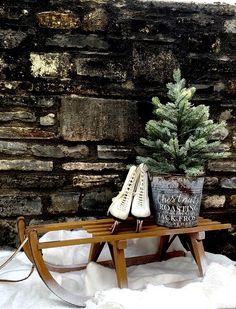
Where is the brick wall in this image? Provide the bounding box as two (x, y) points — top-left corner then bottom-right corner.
(0, 0), (235, 258)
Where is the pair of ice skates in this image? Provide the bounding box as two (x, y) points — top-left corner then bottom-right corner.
(107, 163), (151, 233)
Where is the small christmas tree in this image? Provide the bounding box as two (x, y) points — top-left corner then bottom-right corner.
(137, 69), (226, 176)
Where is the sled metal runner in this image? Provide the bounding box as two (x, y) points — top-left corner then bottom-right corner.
(17, 216), (231, 307)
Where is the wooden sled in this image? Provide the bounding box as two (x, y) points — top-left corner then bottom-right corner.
(17, 216), (231, 307)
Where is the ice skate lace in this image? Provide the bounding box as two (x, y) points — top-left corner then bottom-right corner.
(113, 171), (137, 211)
(137, 171), (145, 208)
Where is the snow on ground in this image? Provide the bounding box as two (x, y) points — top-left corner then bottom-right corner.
(0, 230), (236, 309)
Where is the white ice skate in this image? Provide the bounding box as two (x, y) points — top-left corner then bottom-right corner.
(131, 163), (151, 232)
(107, 165), (139, 233)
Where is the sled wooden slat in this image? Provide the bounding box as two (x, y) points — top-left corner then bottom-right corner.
(24, 217), (115, 234)
(17, 216), (231, 308)
(35, 222), (231, 250)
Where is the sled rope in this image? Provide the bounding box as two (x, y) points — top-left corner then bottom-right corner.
(0, 237), (34, 283)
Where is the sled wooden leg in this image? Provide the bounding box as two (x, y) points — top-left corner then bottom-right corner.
(88, 242), (106, 262)
(110, 240), (128, 288)
(157, 235), (170, 260)
(29, 229), (88, 307)
(107, 242), (115, 265)
(157, 235), (185, 261)
(189, 232), (208, 276)
(17, 217), (34, 263)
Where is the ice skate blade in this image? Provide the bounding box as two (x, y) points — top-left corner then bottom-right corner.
(110, 220), (120, 234)
(136, 219), (143, 233)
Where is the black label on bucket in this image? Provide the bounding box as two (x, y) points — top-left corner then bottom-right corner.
(156, 193), (201, 227)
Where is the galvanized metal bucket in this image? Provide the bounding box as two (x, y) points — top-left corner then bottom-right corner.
(150, 175), (204, 228)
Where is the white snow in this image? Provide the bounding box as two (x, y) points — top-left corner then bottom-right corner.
(0, 230), (236, 309)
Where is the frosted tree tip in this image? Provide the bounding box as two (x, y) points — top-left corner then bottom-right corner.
(190, 87), (196, 96)
(173, 68), (181, 82)
(152, 97), (160, 106)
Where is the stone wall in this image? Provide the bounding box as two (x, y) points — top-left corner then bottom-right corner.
(0, 0), (235, 258)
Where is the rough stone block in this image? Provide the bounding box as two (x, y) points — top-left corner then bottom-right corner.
(0, 175), (66, 190)
(133, 44), (178, 82)
(219, 110), (233, 122)
(49, 192), (80, 214)
(73, 174), (121, 188)
(0, 81), (33, 93)
(36, 11), (80, 29)
(220, 177), (236, 189)
(0, 220), (17, 247)
(0, 127), (56, 139)
(214, 81), (225, 93)
(204, 177), (219, 189)
(229, 195), (236, 207)
(118, 15), (176, 43)
(62, 162), (126, 171)
(75, 57), (127, 81)
(97, 145), (132, 159)
(81, 189), (114, 212)
(0, 5), (32, 22)
(31, 144), (89, 158)
(188, 53), (235, 74)
(40, 113), (55, 126)
(208, 143), (230, 153)
(38, 97), (57, 107)
(30, 53), (71, 78)
(31, 145), (64, 158)
(0, 160), (53, 171)
(59, 145), (89, 158)
(0, 56), (6, 74)
(202, 195), (226, 209)
(82, 8), (108, 32)
(0, 7), (14, 20)
(0, 194), (42, 217)
(32, 80), (75, 94)
(224, 19), (236, 33)
(227, 80), (236, 95)
(208, 160), (236, 172)
(60, 96), (143, 142)
(0, 30), (27, 48)
(79, 0), (108, 3)
(233, 133), (236, 149)
(211, 127), (229, 140)
(0, 141), (28, 155)
(0, 111), (36, 122)
(0, 96), (57, 108)
(46, 34), (109, 50)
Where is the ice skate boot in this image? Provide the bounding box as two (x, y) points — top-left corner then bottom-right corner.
(131, 163), (151, 232)
(107, 165), (139, 233)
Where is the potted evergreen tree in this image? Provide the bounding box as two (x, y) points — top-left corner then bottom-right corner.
(137, 69), (226, 228)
